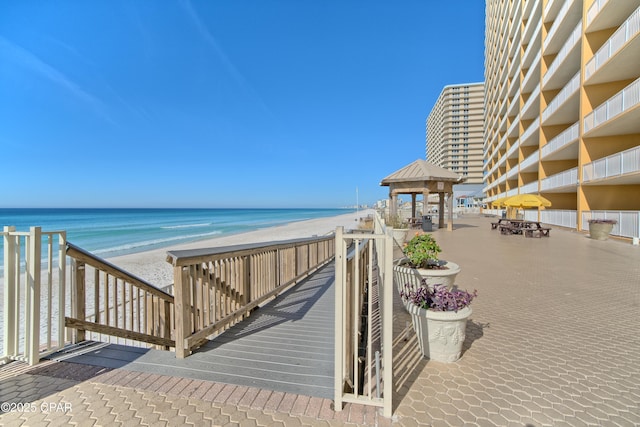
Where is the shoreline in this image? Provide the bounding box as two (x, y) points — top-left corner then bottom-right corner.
(106, 209), (375, 288)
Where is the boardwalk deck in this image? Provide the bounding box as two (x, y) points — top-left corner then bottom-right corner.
(45, 262), (336, 399)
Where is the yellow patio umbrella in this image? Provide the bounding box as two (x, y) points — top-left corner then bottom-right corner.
(490, 197), (509, 207)
(503, 194), (552, 208)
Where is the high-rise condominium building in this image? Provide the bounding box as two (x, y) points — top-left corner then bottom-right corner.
(426, 82), (485, 184)
(484, 0), (640, 239)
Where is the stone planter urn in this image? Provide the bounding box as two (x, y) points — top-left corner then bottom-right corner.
(588, 220), (616, 241)
(407, 303), (472, 362)
(415, 261), (461, 290)
(393, 260), (461, 309)
(392, 228), (408, 247)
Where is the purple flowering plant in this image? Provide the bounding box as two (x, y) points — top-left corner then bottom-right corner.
(400, 281), (477, 312)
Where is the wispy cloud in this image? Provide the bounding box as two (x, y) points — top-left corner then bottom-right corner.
(0, 35), (116, 125)
(178, 0), (274, 118)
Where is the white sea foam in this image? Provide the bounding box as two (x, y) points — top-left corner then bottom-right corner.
(93, 230), (222, 255)
(160, 223), (212, 229)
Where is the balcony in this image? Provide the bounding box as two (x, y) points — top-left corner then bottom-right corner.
(583, 77), (640, 137)
(543, 21), (582, 90)
(506, 166), (519, 180)
(540, 167), (578, 192)
(521, 84), (541, 120)
(522, 52), (542, 93)
(523, 2), (542, 46)
(544, 0), (582, 55)
(541, 71), (580, 125)
(587, 0), (640, 32)
(541, 122), (579, 161)
(507, 140), (519, 159)
(520, 181), (539, 194)
(583, 145), (640, 185)
(523, 24), (542, 71)
(520, 150), (540, 172)
(544, 0), (562, 23)
(508, 117), (519, 138)
(584, 6), (640, 84)
(521, 119), (540, 147)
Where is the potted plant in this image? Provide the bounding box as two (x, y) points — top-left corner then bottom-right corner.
(401, 282), (477, 362)
(399, 233), (461, 290)
(588, 218), (617, 241)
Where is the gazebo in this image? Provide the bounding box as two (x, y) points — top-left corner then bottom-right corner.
(380, 159), (465, 231)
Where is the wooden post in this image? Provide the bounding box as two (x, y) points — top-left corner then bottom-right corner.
(163, 300), (172, 350)
(174, 266), (191, 358)
(382, 226), (394, 417)
(3, 226), (16, 360)
(243, 255), (251, 306)
(438, 192), (446, 228)
(334, 227), (344, 412)
(26, 227), (42, 365)
(73, 259), (86, 343)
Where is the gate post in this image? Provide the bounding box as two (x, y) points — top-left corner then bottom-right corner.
(3, 226), (17, 362)
(174, 266), (191, 358)
(26, 227), (42, 365)
(333, 227), (344, 411)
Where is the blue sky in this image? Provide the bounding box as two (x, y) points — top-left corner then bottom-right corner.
(0, 1), (485, 208)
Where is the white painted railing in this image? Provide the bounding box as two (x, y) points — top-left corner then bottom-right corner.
(585, 6), (640, 80)
(582, 211), (640, 238)
(541, 122), (579, 159)
(523, 2), (539, 43)
(540, 167), (578, 191)
(544, 0), (571, 51)
(522, 84), (541, 119)
(584, 77), (640, 133)
(2, 227), (67, 366)
(543, 21), (582, 87)
(523, 31), (541, 71)
(587, 0), (609, 27)
(541, 209), (578, 229)
(520, 150), (540, 171)
(544, 0), (560, 21)
(507, 140), (519, 159)
(583, 145), (640, 182)
(508, 117), (519, 137)
(542, 71), (580, 122)
(521, 119), (540, 146)
(506, 166), (519, 180)
(334, 213), (393, 417)
(520, 181), (539, 194)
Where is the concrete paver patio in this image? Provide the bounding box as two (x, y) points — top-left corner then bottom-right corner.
(1, 214), (639, 426)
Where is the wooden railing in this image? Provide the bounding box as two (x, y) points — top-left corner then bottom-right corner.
(334, 212), (393, 417)
(167, 235), (335, 358)
(65, 243), (175, 349)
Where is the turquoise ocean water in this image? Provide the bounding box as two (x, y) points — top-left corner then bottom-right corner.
(0, 208), (351, 271)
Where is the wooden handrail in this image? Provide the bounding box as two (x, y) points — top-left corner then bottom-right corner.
(67, 242), (173, 301)
(65, 242), (175, 349)
(170, 234), (336, 358)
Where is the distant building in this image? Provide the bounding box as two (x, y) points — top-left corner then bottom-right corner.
(426, 82), (485, 185)
(484, 0), (640, 238)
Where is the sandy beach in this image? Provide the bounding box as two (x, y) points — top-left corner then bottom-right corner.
(106, 209), (375, 288)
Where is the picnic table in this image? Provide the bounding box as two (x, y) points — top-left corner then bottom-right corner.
(408, 217), (423, 229)
(495, 219), (551, 237)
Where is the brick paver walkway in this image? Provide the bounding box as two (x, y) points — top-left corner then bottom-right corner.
(1, 214), (639, 426)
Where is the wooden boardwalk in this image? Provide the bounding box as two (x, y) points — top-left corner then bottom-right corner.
(46, 262), (336, 399)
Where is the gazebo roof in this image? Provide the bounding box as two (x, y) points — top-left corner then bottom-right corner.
(380, 159), (464, 186)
